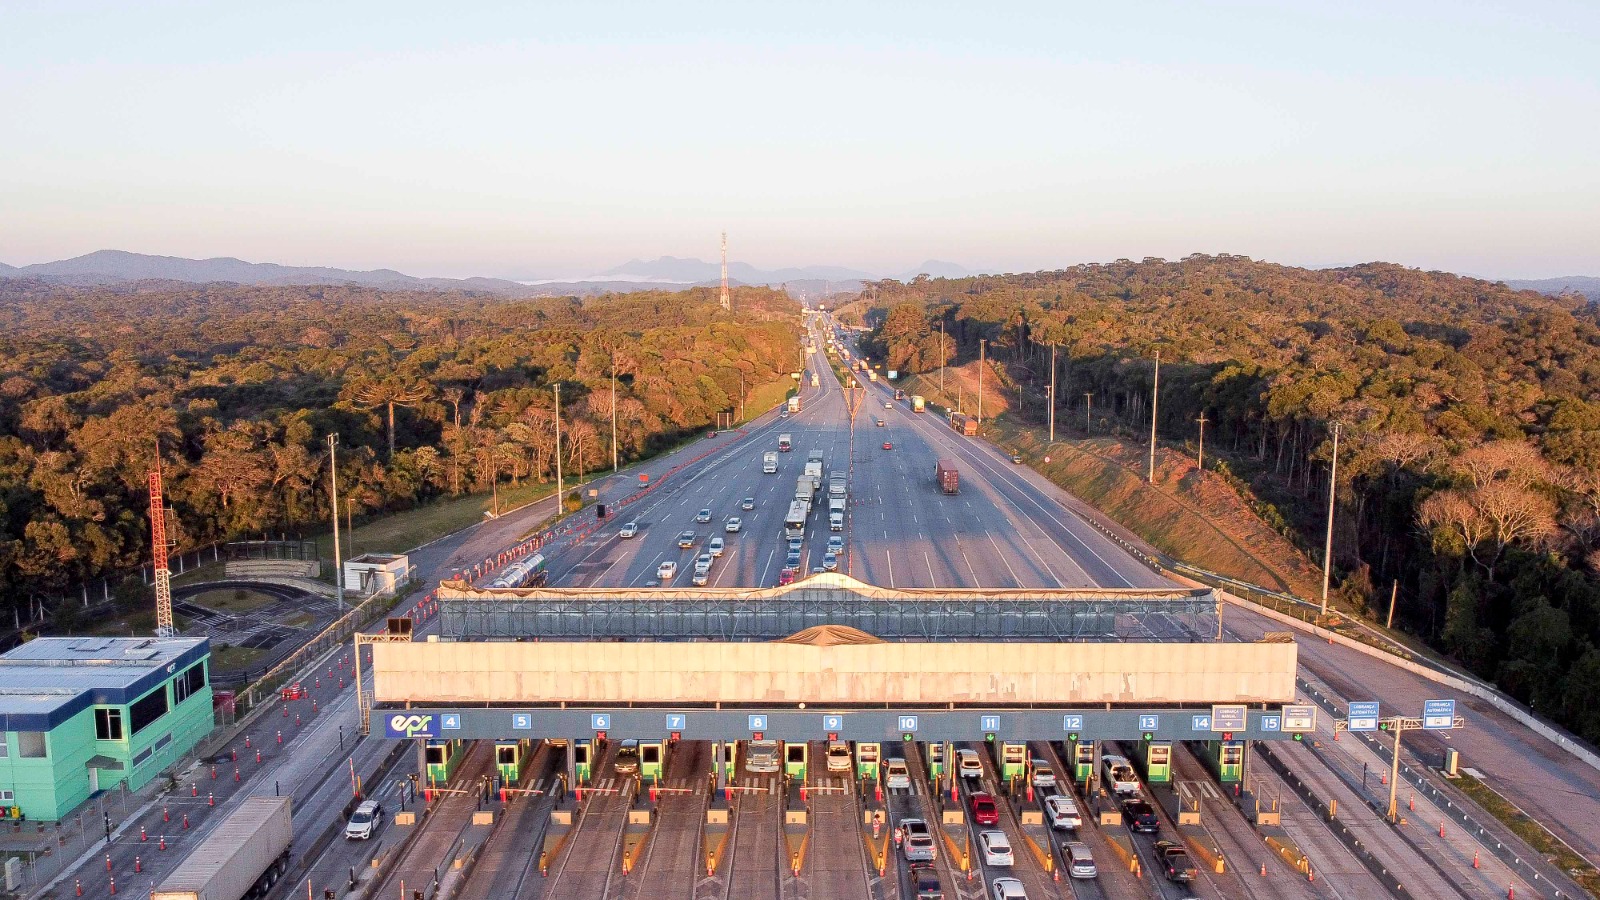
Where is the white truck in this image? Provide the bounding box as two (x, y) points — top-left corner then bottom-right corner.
(803, 460), (824, 488)
(795, 477), (815, 504)
(829, 497), (846, 531)
(778, 433), (792, 452)
(828, 474), (846, 497)
(151, 797), (292, 900)
(762, 451), (778, 474)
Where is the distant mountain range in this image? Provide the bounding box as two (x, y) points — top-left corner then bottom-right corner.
(0, 250), (986, 297)
(1506, 276), (1600, 302)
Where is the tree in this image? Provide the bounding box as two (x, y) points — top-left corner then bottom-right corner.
(346, 376), (434, 460)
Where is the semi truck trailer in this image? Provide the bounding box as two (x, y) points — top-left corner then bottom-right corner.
(150, 797), (292, 900)
(936, 459), (960, 495)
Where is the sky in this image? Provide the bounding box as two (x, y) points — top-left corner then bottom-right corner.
(2, 0), (1598, 280)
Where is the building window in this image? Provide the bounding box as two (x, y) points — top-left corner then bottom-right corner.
(129, 687), (169, 735)
(17, 732), (46, 759)
(0, 790), (12, 802)
(154, 733), (172, 753)
(0, 736), (8, 758)
(131, 747), (152, 768)
(95, 708), (125, 741)
(173, 663), (206, 704)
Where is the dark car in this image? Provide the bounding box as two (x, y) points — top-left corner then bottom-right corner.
(909, 862), (944, 899)
(1122, 798), (1159, 834)
(1154, 840), (1197, 882)
(970, 791), (999, 826)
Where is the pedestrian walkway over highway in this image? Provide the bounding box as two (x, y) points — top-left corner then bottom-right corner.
(434, 572), (1219, 641)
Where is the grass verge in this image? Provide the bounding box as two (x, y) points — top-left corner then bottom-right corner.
(744, 378), (794, 422)
(1457, 773), (1599, 897)
(191, 587), (279, 613)
(315, 479), (564, 561)
(210, 645), (266, 674)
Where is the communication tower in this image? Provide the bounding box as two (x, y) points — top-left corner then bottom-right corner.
(720, 231), (730, 312)
(148, 465), (175, 637)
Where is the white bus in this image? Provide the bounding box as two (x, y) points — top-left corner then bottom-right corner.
(784, 501), (808, 541)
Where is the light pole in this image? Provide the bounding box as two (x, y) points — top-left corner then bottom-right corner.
(1148, 350), (1160, 484)
(977, 339), (986, 426)
(1084, 393), (1093, 434)
(328, 433), (344, 611)
(610, 349), (618, 473)
(1321, 422), (1341, 616)
(1196, 412), (1209, 472)
(1048, 344), (1057, 444)
(553, 383), (564, 503)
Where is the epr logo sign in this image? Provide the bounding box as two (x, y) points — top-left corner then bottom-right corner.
(385, 713), (438, 739)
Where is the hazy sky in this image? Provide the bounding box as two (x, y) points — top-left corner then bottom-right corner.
(3, 1), (1597, 279)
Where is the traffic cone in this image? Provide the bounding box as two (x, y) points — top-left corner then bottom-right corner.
(234, 768), (240, 782)
(182, 814), (189, 830)
(134, 856), (141, 874)
(1260, 863), (1267, 876)
(1474, 851), (1480, 869)
(159, 835), (166, 851)
(208, 792), (215, 807)
(256, 749), (262, 764)
(105, 854), (112, 871)
(140, 826), (146, 842)
(163, 806), (169, 822)
(75, 879), (81, 896)
(108, 877), (116, 895)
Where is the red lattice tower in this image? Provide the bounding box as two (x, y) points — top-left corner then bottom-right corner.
(148, 468), (175, 637)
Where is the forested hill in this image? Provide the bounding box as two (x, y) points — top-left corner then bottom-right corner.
(854, 255), (1600, 744)
(0, 280), (800, 604)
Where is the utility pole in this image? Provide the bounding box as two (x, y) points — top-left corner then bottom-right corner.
(1387, 579), (1399, 630)
(1148, 350), (1160, 483)
(553, 383), (564, 503)
(1048, 344), (1057, 444)
(1084, 393), (1093, 434)
(610, 349), (619, 473)
(977, 339), (986, 426)
(1196, 412), (1209, 471)
(738, 369), (745, 421)
(345, 498), (354, 559)
(328, 434), (344, 611)
(1321, 422), (1341, 616)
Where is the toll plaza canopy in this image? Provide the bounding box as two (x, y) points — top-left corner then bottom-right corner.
(433, 573), (1220, 641)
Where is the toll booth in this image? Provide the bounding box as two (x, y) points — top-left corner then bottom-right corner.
(640, 741), (667, 782)
(573, 739), (593, 784)
(719, 741), (737, 784)
(495, 739), (532, 784)
(785, 742), (807, 781)
(927, 742), (946, 781)
(999, 742), (1028, 783)
(856, 742), (880, 780)
(1199, 740), (1244, 784)
(425, 738), (464, 786)
(1072, 741), (1095, 783)
(1139, 741), (1172, 784)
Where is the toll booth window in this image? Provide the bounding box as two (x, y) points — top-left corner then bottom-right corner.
(426, 746), (445, 764)
(1222, 746), (1243, 765)
(643, 746), (661, 763)
(1150, 746), (1169, 762)
(787, 745), (805, 762)
(497, 746), (516, 765)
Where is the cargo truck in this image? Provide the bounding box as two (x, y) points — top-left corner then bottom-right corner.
(150, 797), (292, 900)
(778, 433), (792, 452)
(762, 451), (779, 473)
(951, 413), (978, 436)
(795, 477), (815, 504)
(829, 497), (846, 531)
(803, 460), (824, 488)
(787, 396), (801, 414)
(866, 368), (877, 381)
(828, 474), (846, 497)
(911, 395), (926, 413)
(936, 459), (960, 494)
(811, 372), (820, 387)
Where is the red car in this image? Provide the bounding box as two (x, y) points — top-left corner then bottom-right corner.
(778, 570), (796, 586)
(970, 791), (999, 825)
(883, 442), (893, 450)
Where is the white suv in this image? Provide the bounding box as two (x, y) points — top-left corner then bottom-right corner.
(657, 560), (677, 581)
(345, 800), (382, 840)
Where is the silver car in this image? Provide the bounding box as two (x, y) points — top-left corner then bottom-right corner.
(884, 757), (910, 789)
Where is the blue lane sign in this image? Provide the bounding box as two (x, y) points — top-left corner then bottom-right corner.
(591, 713), (611, 731)
(512, 713), (532, 730)
(1139, 714), (1159, 731)
(980, 715), (1000, 732)
(823, 715), (844, 732)
(1062, 715), (1083, 731)
(1260, 715), (1281, 732)
(1422, 699), (1457, 730)
(1348, 701), (1380, 732)
(898, 715), (919, 732)
(748, 714), (768, 731)
(1210, 705), (1246, 732)
(666, 714), (687, 730)
(441, 714), (461, 731)
(1192, 715), (1211, 731)
(1281, 704), (1317, 732)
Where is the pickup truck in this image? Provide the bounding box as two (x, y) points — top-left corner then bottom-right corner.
(1155, 840), (1198, 882)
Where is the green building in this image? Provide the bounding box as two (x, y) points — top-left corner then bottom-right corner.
(0, 636), (212, 821)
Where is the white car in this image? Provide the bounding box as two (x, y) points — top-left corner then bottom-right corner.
(345, 799), (382, 840)
(884, 757), (910, 789)
(885, 401), (893, 408)
(694, 508), (712, 523)
(694, 552), (714, 573)
(656, 560), (677, 580)
(725, 517), (742, 533)
(826, 741), (851, 772)
(826, 535), (844, 553)
(958, 749), (983, 780)
(978, 830), (1014, 866)
(741, 497), (756, 510)
(1031, 759), (1056, 789)
(1044, 794), (1081, 830)
(618, 522), (638, 538)
(991, 877), (1027, 900)
(708, 537), (725, 557)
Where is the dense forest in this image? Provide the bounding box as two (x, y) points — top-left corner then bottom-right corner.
(850, 255), (1600, 744)
(0, 279), (800, 615)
